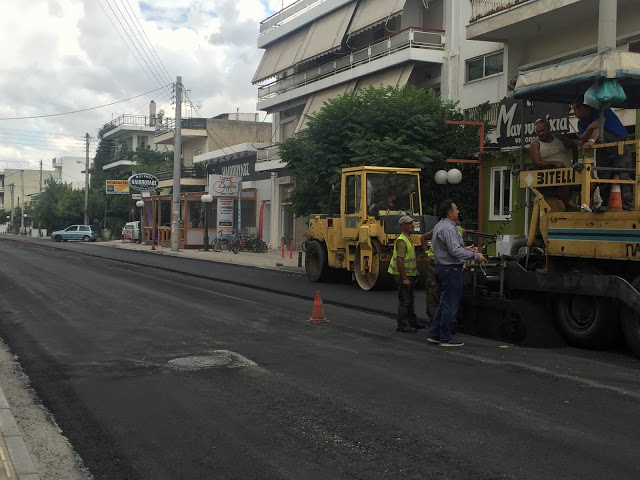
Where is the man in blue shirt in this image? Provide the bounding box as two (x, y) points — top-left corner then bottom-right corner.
(427, 200), (487, 347)
(572, 101), (633, 211)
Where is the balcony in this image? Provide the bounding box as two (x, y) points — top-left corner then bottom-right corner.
(100, 114), (153, 137)
(255, 146), (286, 172)
(466, 0), (582, 42)
(155, 118), (208, 137)
(464, 102), (500, 127)
(258, 28), (444, 101)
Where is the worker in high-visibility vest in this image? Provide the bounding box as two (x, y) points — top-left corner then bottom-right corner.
(388, 216), (425, 333)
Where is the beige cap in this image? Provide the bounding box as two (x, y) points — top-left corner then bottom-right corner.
(398, 215), (414, 225)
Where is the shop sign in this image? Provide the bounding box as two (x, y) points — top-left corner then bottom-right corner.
(496, 98), (569, 148)
(106, 180), (129, 195)
(217, 198), (234, 233)
(128, 173), (159, 191)
(210, 175), (241, 197)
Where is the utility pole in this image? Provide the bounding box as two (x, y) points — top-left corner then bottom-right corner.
(39, 160), (42, 236)
(171, 75), (182, 252)
(9, 184), (14, 234)
(84, 133), (90, 225)
(20, 170), (25, 235)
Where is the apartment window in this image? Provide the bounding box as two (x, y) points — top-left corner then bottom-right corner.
(466, 51), (504, 82)
(490, 166), (512, 221)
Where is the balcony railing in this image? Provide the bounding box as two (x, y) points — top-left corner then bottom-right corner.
(469, 0), (534, 23)
(464, 102), (500, 127)
(156, 167), (206, 181)
(257, 146), (282, 163)
(260, 0), (326, 34)
(155, 118), (208, 137)
(258, 28), (444, 100)
(101, 114), (151, 136)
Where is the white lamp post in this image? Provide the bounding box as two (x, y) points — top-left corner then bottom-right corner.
(200, 194), (213, 251)
(136, 200), (144, 244)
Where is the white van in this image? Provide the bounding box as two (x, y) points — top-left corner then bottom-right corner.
(122, 221), (140, 241)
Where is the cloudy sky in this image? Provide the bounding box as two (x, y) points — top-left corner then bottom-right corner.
(0, 0), (283, 171)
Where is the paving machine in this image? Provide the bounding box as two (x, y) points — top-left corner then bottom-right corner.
(459, 49), (640, 357)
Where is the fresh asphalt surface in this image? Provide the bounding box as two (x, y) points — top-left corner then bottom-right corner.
(1, 237), (640, 479)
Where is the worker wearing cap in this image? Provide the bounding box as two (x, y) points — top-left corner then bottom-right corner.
(388, 215), (425, 333)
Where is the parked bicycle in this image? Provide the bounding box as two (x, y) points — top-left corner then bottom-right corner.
(228, 233), (268, 254)
(211, 231), (233, 252)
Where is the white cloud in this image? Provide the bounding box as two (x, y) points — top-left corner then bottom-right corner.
(0, 0), (279, 170)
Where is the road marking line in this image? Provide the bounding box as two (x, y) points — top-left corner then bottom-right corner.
(0, 447), (5, 461)
(3, 460), (11, 477)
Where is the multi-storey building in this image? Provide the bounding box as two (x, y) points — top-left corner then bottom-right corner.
(465, 0), (640, 254)
(99, 101), (173, 176)
(52, 156), (89, 190)
(252, 0), (505, 248)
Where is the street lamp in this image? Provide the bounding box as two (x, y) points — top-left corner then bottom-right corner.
(136, 200), (144, 244)
(201, 194), (213, 252)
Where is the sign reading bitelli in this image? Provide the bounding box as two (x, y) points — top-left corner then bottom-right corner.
(127, 173), (159, 192)
(496, 98), (570, 148)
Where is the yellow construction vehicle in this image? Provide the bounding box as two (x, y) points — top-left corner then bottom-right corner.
(460, 49), (640, 357)
(304, 166), (438, 290)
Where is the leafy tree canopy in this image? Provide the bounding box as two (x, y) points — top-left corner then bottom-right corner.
(280, 85), (487, 227)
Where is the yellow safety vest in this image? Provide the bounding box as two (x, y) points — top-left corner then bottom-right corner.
(388, 234), (417, 276)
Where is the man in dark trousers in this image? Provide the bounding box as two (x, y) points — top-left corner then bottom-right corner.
(428, 200), (487, 346)
(388, 215), (425, 333)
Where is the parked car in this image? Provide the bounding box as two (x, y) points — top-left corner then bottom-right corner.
(121, 221), (140, 241)
(51, 225), (99, 242)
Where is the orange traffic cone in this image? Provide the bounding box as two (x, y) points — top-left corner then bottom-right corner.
(607, 174), (622, 212)
(23, 238), (27, 247)
(281, 239), (285, 259)
(309, 290), (328, 323)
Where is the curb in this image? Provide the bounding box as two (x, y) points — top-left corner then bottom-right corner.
(0, 387), (39, 480)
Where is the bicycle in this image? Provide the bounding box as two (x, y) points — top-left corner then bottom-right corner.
(212, 231), (233, 252)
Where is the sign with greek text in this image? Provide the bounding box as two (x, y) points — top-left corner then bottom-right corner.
(496, 98), (570, 148)
(217, 197), (234, 233)
(128, 173), (159, 192)
(106, 180), (129, 194)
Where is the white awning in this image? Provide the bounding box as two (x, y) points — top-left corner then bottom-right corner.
(294, 81), (358, 133)
(295, 2), (358, 65)
(356, 63), (414, 90)
(252, 27), (310, 84)
(347, 0), (407, 36)
(514, 50), (640, 107)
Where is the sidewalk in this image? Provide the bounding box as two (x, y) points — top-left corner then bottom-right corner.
(0, 387), (39, 480)
(98, 239), (307, 274)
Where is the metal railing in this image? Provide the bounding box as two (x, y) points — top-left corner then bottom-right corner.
(155, 118), (207, 137)
(257, 146), (282, 163)
(260, 0), (326, 34)
(101, 114), (150, 135)
(258, 28), (444, 100)
(469, 0), (534, 23)
(464, 102), (500, 127)
(155, 167), (206, 180)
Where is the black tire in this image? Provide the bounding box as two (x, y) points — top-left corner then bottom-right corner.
(554, 294), (620, 349)
(83, 235), (90, 242)
(508, 296), (566, 347)
(510, 239), (544, 257)
(305, 240), (328, 282)
(230, 238), (241, 254)
(54, 235), (62, 242)
(620, 276), (640, 357)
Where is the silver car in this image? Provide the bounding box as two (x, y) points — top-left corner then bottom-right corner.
(51, 225), (99, 242)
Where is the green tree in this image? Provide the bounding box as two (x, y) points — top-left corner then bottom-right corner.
(280, 85), (486, 227)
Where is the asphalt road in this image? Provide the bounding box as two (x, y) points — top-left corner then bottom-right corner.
(0, 238), (639, 479)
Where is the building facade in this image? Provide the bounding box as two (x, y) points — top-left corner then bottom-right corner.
(252, 0), (506, 249)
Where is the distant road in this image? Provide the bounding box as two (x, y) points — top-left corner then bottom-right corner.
(0, 237), (639, 479)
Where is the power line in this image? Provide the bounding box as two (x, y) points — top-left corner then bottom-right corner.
(121, 0), (173, 85)
(110, 0), (173, 95)
(0, 85), (170, 121)
(97, 0), (173, 99)
(0, 127), (87, 138)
